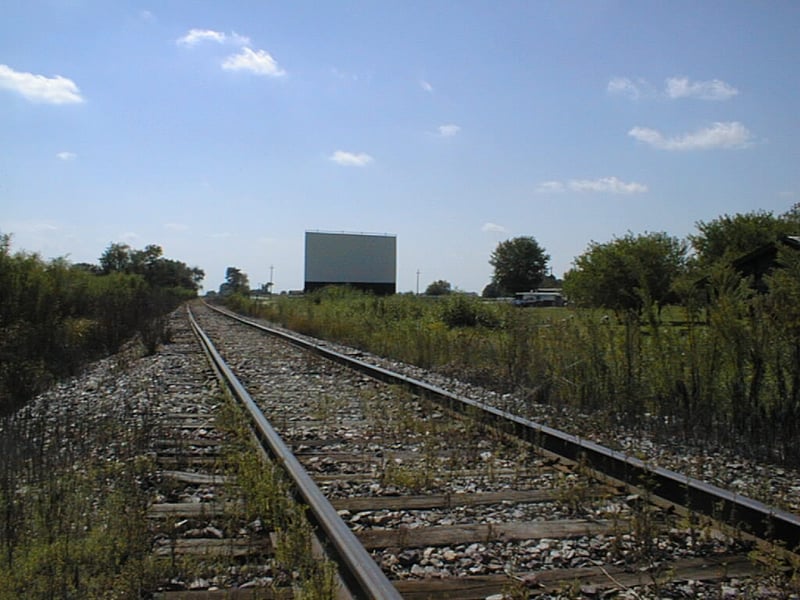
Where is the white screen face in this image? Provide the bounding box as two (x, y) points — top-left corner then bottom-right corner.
(305, 232), (396, 284)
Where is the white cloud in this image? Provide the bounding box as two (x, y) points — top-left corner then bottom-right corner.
(0, 64), (84, 104)
(628, 121), (753, 150)
(665, 77), (738, 101)
(438, 124), (460, 137)
(222, 48), (285, 77)
(536, 181), (566, 193)
(329, 150), (373, 167)
(177, 28), (250, 47)
(609, 75), (738, 101)
(56, 151), (76, 161)
(482, 222), (508, 233)
(228, 32), (251, 46)
(537, 177), (647, 194)
(420, 79), (433, 93)
(607, 77), (650, 100)
(177, 28), (225, 46)
(568, 177), (647, 194)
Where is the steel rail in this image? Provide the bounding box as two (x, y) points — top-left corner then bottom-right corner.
(187, 307), (403, 600)
(206, 301), (800, 552)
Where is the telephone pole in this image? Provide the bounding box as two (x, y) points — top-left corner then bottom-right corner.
(268, 265), (274, 294)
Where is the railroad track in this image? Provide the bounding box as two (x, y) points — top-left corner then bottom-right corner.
(150, 301), (799, 599)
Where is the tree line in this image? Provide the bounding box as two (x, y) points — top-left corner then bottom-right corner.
(0, 236), (203, 413)
(483, 206), (800, 311)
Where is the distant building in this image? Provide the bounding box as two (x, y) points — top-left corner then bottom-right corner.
(304, 231), (397, 295)
(732, 235), (800, 292)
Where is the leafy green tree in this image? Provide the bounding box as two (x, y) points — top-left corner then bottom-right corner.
(489, 236), (550, 295)
(690, 210), (799, 267)
(563, 231), (687, 313)
(425, 280), (452, 296)
(98, 243), (203, 292)
(481, 281), (503, 298)
(220, 267), (249, 296)
(99, 242), (132, 274)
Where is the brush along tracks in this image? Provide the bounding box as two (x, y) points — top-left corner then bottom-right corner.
(187, 301), (800, 599)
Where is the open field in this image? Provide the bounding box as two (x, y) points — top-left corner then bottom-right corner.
(224, 288), (800, 468)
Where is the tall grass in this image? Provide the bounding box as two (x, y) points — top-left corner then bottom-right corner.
(0, 237), (196, 413)
(225, 284), (800, 466)
(0, 389), (161, 598)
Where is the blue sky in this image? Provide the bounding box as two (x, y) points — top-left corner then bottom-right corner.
(2, 1), (799, 293)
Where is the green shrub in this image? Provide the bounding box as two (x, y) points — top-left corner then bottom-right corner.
(0, 235), (199, 412)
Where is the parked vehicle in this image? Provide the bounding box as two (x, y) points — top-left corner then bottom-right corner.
(512, 289), (566, 307)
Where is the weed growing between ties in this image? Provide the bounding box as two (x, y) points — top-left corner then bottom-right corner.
(223, 277), (800, 467)
(218, 400), (341, 598)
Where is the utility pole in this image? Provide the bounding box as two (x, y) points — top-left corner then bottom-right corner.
(416, 269), (420, 295)
(269, 265), (274, 294)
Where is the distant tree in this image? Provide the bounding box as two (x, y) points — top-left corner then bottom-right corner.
(130, 244), (163, 275)
(220, 267), (249, 296)
(98, 243), (203, 292)
(99, 243), (132, 274)
(425, 280), (452, 296)
(481, 281), (503, 298)
(539, 273), (563, 288)
(781, 202), (800, 229)
(690, 210), (798, 267)
(72, 262), (101, 275)
(147, 258), (204, 292)
(563, 232), (687, 314)
(489, 236), (550, 295)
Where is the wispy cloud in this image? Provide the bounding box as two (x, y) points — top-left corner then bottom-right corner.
(420, 79), (433, 93)
(56, 151), (76, 161)
(482, 222), (508, 233)
(437, 124), (460, 137)
(609, 76), (738, 101)
(6, 220), (59, 234)
(665, 77), (738, 101)
(177, 28), (250, 47)
(569, 177), (648, 194)
(628, 121), (753, 150)
(607, 77), (652, 100)
(537, 177), (647, 194)
(222, 47), (285, 77)
(536, 181), (566, 193)
(331, 67), (358, 81)
(329, 150), (373, 167)
(0, 64), (84, 104)
(177, 29), (283, 77)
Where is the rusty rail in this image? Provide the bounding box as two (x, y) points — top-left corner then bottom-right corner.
(188, 306), (403, 600)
